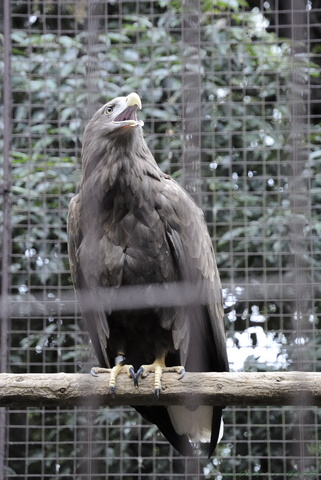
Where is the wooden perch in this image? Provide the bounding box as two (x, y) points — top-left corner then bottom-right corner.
(0, 372), (320, 408)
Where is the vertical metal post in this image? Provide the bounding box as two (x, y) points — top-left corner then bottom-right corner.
(86, 0), (104, 118)
(181, 3), (203, 477)
(289, 3), (310, 370)
(288, 1), (311, 475)
(181, 0), (202, 206)
(0, 0), (12, 476)
(78, 2), (105, 477)
(1, 0), (12, 373)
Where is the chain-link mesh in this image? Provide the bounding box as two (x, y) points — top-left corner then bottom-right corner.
(1, 0), (321, 478)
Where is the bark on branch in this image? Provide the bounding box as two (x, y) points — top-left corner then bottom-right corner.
(0, 372), (320, 408)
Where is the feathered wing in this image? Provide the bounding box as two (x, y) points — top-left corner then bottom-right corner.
(127, 175), (228, 457)
(67, 194), (111, 368)
(158, 178), (229, 456)
(158, 178), (228, 369)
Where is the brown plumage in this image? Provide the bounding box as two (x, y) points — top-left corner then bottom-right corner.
(67, 92), (229, 457)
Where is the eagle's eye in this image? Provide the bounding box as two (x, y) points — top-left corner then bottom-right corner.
(105, 105), (114, 115)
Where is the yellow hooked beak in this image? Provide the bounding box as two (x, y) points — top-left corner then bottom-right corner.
(113, 92), (144, 128)
(126, 92), (142, 110)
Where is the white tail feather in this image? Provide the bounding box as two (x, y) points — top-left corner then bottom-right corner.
(168, 405), (224, 444)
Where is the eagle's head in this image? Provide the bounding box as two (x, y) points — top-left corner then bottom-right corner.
(85, 92), (144, 139)
(81, 92), (150, 182)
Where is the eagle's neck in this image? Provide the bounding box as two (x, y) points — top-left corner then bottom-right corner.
(80, 127), (162, 202)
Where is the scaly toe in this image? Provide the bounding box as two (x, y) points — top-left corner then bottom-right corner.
(90, 367), (111, 377)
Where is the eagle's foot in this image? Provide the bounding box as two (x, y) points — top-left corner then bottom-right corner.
(90, 366), (110, 377)
(138, 362), (185, 399)
(90, 364), (135, 394)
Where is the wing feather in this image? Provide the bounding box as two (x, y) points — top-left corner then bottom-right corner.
(157, 178), (229, 456)
(67, 194), (111, 368)
(159, 177), (229, 374)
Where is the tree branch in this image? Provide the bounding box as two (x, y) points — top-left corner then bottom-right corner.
(0, 372), (320, 408)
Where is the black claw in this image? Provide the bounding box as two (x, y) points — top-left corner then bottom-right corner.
(129, 366), (139, 387)
(109, 385), (116, 396)
(130, 366), (144, 387)
(154, 388), (160, 400)
(90, 367), (99, 377)
(136, 366), (144, 379)
(133, 377), (139, 387)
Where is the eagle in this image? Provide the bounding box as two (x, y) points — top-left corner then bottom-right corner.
(67, 92), (229, 457)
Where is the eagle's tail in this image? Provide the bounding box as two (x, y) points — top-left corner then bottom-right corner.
(135, 405), (194, 456)
(168, 405), (223, 456)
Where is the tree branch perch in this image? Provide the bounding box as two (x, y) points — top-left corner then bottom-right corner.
(0, 372), (320, 408)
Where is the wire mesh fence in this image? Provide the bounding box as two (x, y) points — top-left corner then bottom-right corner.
(1, 0), (321, 478)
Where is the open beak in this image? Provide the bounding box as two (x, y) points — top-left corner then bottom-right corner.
(113, 92), (144, 128)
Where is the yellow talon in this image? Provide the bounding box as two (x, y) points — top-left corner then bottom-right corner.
(139, 357), (185, 398)
(90, 364), (134, 394)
